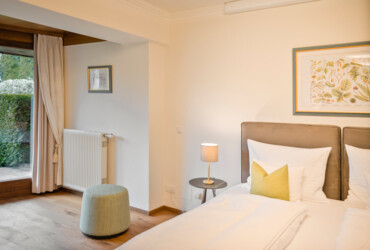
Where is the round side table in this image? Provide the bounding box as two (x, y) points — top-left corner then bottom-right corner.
(189, 178), (227, 204)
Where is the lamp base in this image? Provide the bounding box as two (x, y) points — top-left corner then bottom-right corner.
(203, 179), (214, 185)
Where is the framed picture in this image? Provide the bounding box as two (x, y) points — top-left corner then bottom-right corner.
(88, 65), (112, 93)
(293, 41), (370, 117)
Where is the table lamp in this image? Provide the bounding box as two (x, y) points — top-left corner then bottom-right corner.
(201, 143), (218, 185)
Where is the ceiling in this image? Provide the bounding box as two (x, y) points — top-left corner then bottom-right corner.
(141, 0), (227, 12)
(141, 0), (319, 13)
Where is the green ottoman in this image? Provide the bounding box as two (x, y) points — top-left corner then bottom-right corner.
(80, 184), (130, 238)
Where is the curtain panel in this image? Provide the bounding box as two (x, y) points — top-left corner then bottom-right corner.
(32, 34), (64, 193)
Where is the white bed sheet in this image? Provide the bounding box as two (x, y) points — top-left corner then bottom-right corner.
(237, 184), (352, 249)
(120, 184), (366, 250)
(210, 185), (368, 250)
(119, 184), (306, 250)
(241, 181), (364, 250)
(239, 183), (360, 250)
(335, 208), (370, 250)
(286, 199), (347, 250)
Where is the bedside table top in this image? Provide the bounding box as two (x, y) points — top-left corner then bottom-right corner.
(189, 178), (227, 189)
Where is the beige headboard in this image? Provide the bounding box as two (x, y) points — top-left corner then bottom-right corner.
(241, 122), (341, 200)
(342, 127), (370, 200)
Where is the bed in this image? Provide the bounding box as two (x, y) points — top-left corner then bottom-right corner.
(118, 122), (370, 250)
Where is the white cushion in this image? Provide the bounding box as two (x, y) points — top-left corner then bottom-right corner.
(247, 139), (331, 202)
(345, 145), (370, 207)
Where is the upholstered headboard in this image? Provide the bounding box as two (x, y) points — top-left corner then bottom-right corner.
(241, 122), (341, 200)
(342, 127), (370, 200)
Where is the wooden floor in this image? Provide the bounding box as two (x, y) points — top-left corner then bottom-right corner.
(0, 191), (178, 249)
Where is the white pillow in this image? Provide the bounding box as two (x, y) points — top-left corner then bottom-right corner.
(345, 145), (370, 207)
(247, 160), (304, 202)
(248, 139), (332, 202)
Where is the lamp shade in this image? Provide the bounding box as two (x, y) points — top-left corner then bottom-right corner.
(201, 143), (218, 162)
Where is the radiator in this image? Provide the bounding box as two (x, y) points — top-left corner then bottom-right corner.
(63, 129), (108, 192)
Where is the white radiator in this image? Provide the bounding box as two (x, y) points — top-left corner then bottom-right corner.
(63, 129), (108, 192)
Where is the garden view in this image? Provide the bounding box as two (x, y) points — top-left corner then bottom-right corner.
(0, 52), (34, 180)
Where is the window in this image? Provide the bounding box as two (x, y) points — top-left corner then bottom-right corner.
(0, 48), (34, 181)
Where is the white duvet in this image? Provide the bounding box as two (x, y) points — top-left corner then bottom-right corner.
(119, 190), (307, 250)
(335, 208), (370, 250)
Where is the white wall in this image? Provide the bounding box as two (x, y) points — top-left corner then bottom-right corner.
(62, 0), (369, 212)
(164, 0), (370, 210)
(64, 41), (150, 210)
(148, 42), (168, 210)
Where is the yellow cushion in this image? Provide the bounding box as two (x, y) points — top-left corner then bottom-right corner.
(250, 161), (290, 201)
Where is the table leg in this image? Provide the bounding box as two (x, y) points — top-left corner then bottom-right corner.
(212, 189), (216, 197)
(202, 189), (207, 204)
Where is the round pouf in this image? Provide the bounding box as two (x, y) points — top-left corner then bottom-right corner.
(80, 184), (130, 238)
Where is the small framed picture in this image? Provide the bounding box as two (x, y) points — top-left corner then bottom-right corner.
(88, 65), (112, 93)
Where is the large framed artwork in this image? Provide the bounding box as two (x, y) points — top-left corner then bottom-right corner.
(88, 65), (112, 93)
(293, 41), (370, 117)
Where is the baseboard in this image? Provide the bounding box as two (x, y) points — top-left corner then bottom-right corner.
(162, 205), (183, 215)
(130, 206), (149, 215)
(131, 205), (183, 216)
(59, 187), (182, 216)
(149, 205), (183, 216)
(59, 187), (83, 197)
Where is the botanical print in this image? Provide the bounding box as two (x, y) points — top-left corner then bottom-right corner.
(294, 42), (370, 116)
(310, 58), (370, 105)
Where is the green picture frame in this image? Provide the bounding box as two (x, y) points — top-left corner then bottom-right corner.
(88, 65), (112, 93)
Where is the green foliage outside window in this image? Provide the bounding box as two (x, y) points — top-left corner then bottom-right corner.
(0, 94), (32, 167)
(0, 54), (34, 81)
(0, 53), (34, 167)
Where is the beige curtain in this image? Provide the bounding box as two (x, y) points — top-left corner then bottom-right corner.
(32, 34), (64, 193)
